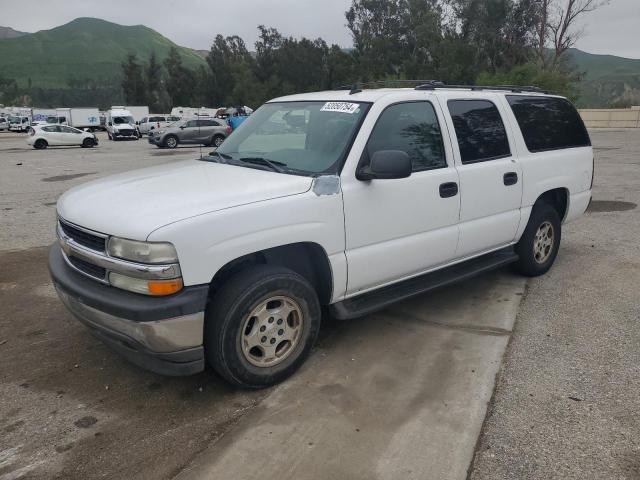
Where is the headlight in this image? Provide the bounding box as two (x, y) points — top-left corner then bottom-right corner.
(107, 237), (178, 264)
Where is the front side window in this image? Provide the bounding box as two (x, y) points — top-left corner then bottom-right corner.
(184, 120), (198, 128)
(364, 101), (446, 172)
(212, 101), (370, 175)
(507, 95), (591, 152)
(448, 100), (511, 164)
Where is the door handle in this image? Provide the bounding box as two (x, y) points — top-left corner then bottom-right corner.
(439, 182), (458, 198)
(503, 172), (518, 186)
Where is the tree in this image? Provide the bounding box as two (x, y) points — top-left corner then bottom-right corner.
(145, 51), (167, 111)
(164, 46), (196, 107)
(533, 0), (608, 67)
(121, 53), (146, 104)
(206, 35), (255, 106)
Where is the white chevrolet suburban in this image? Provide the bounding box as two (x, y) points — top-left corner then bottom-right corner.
(49, 83), (593, 388)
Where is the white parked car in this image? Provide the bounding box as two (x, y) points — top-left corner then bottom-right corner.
(50, 84), (593, 387)
(27, 124), (98, 149)
(0, 117), (8, 131)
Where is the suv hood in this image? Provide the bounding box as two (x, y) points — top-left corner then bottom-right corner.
(57, 160), (313, 240)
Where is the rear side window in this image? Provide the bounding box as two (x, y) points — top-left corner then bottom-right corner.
(365, 101), (446, 172)
(447, 100), (511, 164)
(200, 120), (220, 127)
(507, 96), (590, 152)
(150, 116), (165, 122)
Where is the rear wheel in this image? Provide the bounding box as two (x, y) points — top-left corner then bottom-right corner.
(514, 203), (561, 277)
(212, 135), (225, 148)
(164, 135), (178, 149)
(34, 139), (48, 150)
(205, 265), (321, 388)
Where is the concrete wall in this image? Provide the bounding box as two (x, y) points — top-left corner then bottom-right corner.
(579, 108), (640, 128)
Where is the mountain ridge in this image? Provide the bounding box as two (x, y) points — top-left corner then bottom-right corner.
(0, 17), (639, 107)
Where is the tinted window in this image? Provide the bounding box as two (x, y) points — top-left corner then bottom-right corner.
(507, 96), (590, 152)
(365, 102), (446, 172)
(42, 125), (60, 132)
(150, 116), (165, 122)
(141, 117), (148, 124)
(61, 126), (81, 134)
(199, 120), (220, 127)
(184, 120), (198, 128)
(448, 100), (511, 164)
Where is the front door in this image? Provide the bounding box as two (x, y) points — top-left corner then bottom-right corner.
(442, 96), (523, 258)
(342, 99), (461, 296)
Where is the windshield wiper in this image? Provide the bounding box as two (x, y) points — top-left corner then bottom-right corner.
(238, 157), (287, 173)
(202, 151), (232, 163)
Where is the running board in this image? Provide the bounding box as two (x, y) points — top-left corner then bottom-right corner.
(330, 247), (519, 320)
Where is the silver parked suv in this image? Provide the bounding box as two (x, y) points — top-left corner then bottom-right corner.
(148, 118), (231, 148)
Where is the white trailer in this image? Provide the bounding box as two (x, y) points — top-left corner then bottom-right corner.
(56, 108), (101, 130)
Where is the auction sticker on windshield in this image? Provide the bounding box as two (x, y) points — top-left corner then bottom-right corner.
(320, 102), (360, 114)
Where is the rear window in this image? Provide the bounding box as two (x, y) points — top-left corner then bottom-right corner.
(447, 100), (511, 164)
(506, 96), (590, 152)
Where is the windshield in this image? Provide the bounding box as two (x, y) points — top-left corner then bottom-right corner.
(113, 116), (134, 125)
(212, 101), (370, 176)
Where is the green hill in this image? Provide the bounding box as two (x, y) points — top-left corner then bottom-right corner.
(0, 17), (205, 89)
(567, 48), (640, 107)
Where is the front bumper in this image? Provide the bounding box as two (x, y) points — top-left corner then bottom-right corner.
(49, 244), (209, 375)
(112, 129), (137, 138)
(148, 135), (161, 145)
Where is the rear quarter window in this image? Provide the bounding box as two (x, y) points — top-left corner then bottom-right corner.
(506, 95), (591, 152)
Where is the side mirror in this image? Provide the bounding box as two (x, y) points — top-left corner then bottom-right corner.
(180, 126), (185, 130)
(357, 150), (412, 180)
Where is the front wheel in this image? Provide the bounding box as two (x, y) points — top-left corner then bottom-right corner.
(82, 138), (95, 148)
(514, 203), (561, 277)
(205, 265), (321, 388)
(164, 135), (178, 149)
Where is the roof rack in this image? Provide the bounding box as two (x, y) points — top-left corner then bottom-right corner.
(335, 80), (445, 95)
(335, 80), (549, 95)
(414, 83), (549, 94)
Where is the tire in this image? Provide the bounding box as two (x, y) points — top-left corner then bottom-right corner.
(82, 138), (94, 148)
(164, 135), (178, 149)
(212, 135), (225, 148)
(205, 265), (321, 389)
(34, 139), (47, 150)
(513, 203), (561, 277)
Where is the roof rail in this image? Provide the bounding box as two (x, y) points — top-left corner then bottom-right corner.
(335, 79), (445, 94)
(415, 83), (550, 94)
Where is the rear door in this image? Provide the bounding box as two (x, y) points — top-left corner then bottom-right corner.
(441, 94), (523, 258)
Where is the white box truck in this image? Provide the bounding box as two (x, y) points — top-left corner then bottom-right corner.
(32, 108), (58, 126)
(56, 108), (101, 130)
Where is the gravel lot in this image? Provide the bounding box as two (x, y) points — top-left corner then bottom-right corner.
(0, 129), (637, 479)
(470, 129), (640, 479)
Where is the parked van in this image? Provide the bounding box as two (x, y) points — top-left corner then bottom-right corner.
(50, 84), (593, 388)
(106, 107), (139, 140)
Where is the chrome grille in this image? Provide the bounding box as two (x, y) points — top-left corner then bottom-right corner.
(59, 221), (106, 252)
(68, 255), (107, 280)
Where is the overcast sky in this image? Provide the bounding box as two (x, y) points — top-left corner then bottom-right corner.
(1, 0), (638, 58)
